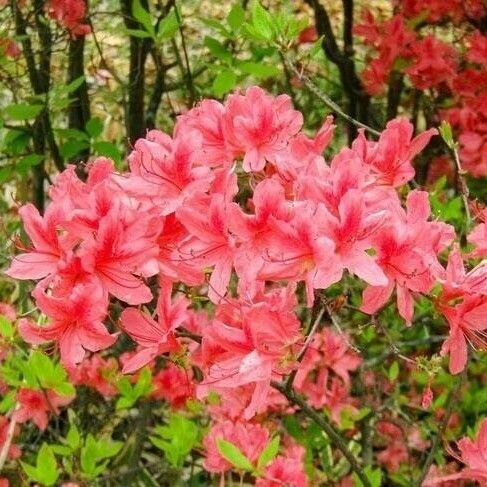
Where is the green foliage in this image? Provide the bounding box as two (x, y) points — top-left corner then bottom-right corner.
(116, 366), (152, 409)
(80, 434), (123, 478)
(21, 443), (59, 486)
(150, 413), (199, 467)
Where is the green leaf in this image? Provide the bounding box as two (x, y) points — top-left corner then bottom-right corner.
(257, 436), (280, 470)
(157, 9), (179, 41)
(0, 166), (13, 184)
(216, 439), (254, 472)
(204, 36), (233, 64)
(212, 69), (237, 97)
(5, 103), (43, 121)
(388, 361), (399, 381)
(250, 0), (274, 41)
(60, 139), (90, 159)
(353, 465), (382, 487)
(17, 154), (44, 176)
(85, 117), (104, 138)
(439, 120), (455, 150)
(227, 4), (245, 31)
(66, 423), (81, 450)
(93, 141), (121, 165)
(123, 28), (152, 38)
(150, 414), (199, 467)
(36, 443), (59, 486)
(132, 0), (155, 37)
(237, 61), (279, 78)
(65, 75), (86, 94)
(0, 315), (13, 338)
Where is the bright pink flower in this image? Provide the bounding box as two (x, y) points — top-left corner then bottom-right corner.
(119, 281), (186, 373)
(425, 418), (487, 485)
(468, 31), (487, 67)
(256, 454), (309, 487)
(13, 388), (73, 431)
(440, 296), (487, 374)
(222, 86), (303, 172)
(19, 282), (116, 367)
(361, 190), (453, 324)
(199, 289), (301, 418)
(203, 420), (270, 473)
(6, 204), (67, 281)
(78, 206), (157, 305)
(123, 129), (212, 215)
(352, 119), (437, 187)
(176, 193), (236, 303)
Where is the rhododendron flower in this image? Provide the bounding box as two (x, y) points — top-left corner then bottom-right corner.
(119, 281), (187, 373)
(222, 86), (303, 172)
(425, 418), (487, 485)
(352, 119), (437, 187)
(203, 420), (270, 472)
(19, 283), (116, 367)
(361, 190), (453, 324)
(13, 388), (73, 431)
(5, 203), (67, 281)
(440, 296), (487, 374)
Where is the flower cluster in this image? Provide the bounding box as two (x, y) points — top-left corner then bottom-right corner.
(355, 3), (487, 176)
(6, 86), (487, 483)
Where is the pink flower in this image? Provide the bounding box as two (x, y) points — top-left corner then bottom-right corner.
(256, 454), (308, 486)
(352, 118), (437, 187)
(13, 388), (73, 431)
(6, 204), (67, 281)
(440, 296), (487, 374)
(176, 193), (236, 303)
(19, 283), (116, 367)
(119, 281), (186, 373)
(425, 418), (487, 485)
(222, 87), (303, 172)
(203, 420), (270, 473)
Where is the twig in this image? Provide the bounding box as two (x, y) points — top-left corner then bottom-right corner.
(285, 306), (325, 391)
(271, 380), (371, 487)
(451, 144), (471, 226)
(284, 59), (380, 137)
(0, 405), (19, 473)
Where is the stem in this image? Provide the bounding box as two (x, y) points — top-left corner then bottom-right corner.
(0, 405), (18, 473)
(284, 59), (380, 137)
(285, 306), (325, 392)
(451, 144), (471, 226)
(271, 380), (371, 487)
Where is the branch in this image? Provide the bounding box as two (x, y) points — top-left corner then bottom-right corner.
(271, 380), (371, 487)
(0, 405), (18, 473)
(284, 59), (380, 137)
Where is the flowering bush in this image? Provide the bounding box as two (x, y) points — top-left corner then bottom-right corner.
(0, 82), (486, 486)
(1, 1), (487, 486)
